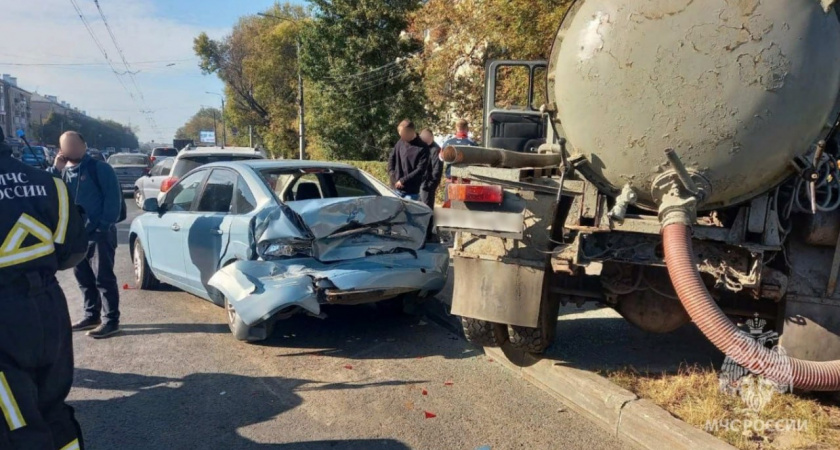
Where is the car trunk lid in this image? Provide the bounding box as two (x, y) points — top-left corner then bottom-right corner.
(256, 196), (431, 263)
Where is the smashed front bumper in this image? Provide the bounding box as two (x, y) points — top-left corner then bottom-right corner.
(208, 244), (449, 326)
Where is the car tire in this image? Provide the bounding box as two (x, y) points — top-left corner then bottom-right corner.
(134, 188), (144, 208)
(133, 239), (160, 290)
(225, 296), (274, 342)
(461, 317), (508, 348)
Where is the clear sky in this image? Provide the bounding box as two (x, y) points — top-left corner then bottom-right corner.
(0, 0), (303, 144)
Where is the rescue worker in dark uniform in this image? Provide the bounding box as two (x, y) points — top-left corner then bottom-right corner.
(0, 126), (88, 450)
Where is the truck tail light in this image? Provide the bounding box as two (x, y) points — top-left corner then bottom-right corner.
(160, 177), (178, 193)
(150, 156), (157, 164)
(447, 184), (503, 204)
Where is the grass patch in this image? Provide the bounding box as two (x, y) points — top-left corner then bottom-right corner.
(607, 365), (840, 449)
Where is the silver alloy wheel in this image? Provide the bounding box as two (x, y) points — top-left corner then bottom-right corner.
(134, 188), (144, 208)
(226, 298), (237, 327)
(133, 245), (143, 284)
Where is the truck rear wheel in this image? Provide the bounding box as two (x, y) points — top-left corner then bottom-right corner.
(507, 289), (561, 354)
(461, 317), (508, 347)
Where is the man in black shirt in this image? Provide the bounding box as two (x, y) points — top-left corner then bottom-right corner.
(419, 128), (443, 209)
(387, 120), (429, 201)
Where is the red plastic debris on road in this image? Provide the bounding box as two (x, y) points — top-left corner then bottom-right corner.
(487, 358), (494, 362)
(122, 283), (133, 290)
(444, 381), (454, 386)
(344, 364), (353, 370)
(421, 389), (428, 396)
(424, 411), (436, 419)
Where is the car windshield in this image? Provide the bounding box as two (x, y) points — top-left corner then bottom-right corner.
(258, 167), (386, 202)
(172, 155), (261, 178)
(108, 154), (148, 165)
(153, 148), (178, 157)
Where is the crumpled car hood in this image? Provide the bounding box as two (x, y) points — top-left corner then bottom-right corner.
(257, 196), (432, 262)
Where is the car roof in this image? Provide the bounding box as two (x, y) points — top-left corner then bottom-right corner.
(234, 159), (358, 170)
(176, 147), (264, 158)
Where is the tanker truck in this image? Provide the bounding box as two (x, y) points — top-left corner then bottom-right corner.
(435, 0), (840, 391)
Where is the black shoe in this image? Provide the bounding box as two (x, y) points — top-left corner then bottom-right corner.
(71, 317), (101, 332)
(86, 322), (121, 339)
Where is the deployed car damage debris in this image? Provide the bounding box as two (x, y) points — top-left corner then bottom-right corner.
(209, 195), (449, 338)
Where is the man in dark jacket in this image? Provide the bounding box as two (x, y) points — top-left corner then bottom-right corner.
(387, 120), (429, 201)
(419, 128), (443, 209)
(50, 131), (123, 339)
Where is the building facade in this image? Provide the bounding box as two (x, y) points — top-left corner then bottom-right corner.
(0, 74), (32, 140)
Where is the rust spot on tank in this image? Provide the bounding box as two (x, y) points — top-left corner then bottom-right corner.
(736, 43), (791, 91)
(630, 0), (695, 22)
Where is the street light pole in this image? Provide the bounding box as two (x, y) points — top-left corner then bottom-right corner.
(258, 12), (306, 160)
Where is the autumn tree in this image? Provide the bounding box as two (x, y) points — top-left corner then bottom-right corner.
(300, 0), (426, 161)
(194, 2), (307, 158)
(174, 107), (225, 145)
(411, 0), (572, 138)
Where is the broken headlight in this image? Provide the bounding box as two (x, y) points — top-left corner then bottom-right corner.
(258, 240), (313, 259)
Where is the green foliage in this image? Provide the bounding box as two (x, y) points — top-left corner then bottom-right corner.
(194, 2), (308, 158)
(300, 0), (426, 161)
(174, 107), (223, 144)
(411, 0), (571, 136)
(33, 112), (138, 149)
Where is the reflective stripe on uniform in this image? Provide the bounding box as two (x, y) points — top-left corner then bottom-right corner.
(53, 178), (69, 244)
(0, 372), (26, 430)
(0, 213), (55, 269)
(60, 438), (80, 450)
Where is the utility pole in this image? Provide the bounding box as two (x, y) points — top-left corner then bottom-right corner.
(206, 92), (226, 147)
(258, 12), (306, 160)
(212, 110), (218, 146)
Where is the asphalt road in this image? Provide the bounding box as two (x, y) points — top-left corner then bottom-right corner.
(60, 199), (627, 450)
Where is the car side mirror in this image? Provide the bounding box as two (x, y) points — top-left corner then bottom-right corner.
(142, 197), (161, 213)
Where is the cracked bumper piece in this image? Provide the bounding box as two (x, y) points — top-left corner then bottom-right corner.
(208, 244), (449, 326)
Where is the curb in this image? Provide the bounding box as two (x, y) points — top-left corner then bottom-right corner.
(483, 346), (736, 450)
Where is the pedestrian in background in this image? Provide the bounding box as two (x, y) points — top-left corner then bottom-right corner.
(419, 128), (443, 209)
(51, 131), (124, 339)
(441, 119), (478, 202)
(388, 120), (429, 201)
(0, 126), (88, 449)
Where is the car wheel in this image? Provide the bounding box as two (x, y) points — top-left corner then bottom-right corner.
(133, 239), (159, 290)
(461, 317), (508, 348)
(225, 296), (274, 342)
(134, 188), (144, 208)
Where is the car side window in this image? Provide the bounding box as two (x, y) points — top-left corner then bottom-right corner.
(196, 169), (237, 213)
(165, 171), (207, 212)
(161, 159), (173, 176)
(234, 176), (257, 214)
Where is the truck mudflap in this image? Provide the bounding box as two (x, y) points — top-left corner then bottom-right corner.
(451, 256), (544, 328)
(208, 245), (450, 326)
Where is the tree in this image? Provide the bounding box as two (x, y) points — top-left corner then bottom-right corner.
(300, 0), (427, 161)
(411, 0), (572, 137)
(35, 112), (138, 149)
(175, 107), (224, 145)
(194, 2), (307, 158)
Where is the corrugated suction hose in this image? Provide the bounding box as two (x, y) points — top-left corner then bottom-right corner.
(663, 223), (840, 391)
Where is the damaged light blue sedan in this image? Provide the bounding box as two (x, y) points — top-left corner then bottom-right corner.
(129, 160), (449, 341)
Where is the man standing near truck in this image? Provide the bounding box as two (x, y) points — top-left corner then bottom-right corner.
(419, 128), (443, 209)
(441, 119), (478, 202)
(388, 120), (429, 201)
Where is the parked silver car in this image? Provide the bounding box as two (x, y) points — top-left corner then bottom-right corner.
(108, 153), (152, 195)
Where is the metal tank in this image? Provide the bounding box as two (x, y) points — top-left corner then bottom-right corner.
(548, 0), (840, 210)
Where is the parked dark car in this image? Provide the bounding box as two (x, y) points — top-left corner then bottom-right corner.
(89, 149), (107, 162)
(108, 153), (152, 194)
(150, 147), (178, 164)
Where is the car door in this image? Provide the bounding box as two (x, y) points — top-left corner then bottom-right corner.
(182, 168), (240, 295)
(145, 170), (209, 288)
